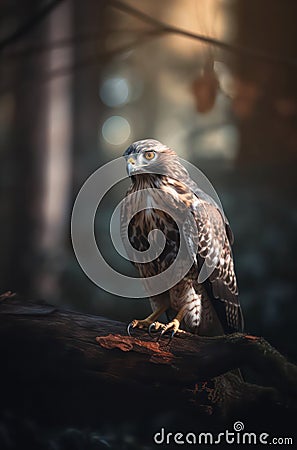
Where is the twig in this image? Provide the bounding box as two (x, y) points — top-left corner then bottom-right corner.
(1, 28), (159, 60)
(0, 0), (65, 52)
(0, 29), (164, 94)
(109, 0), (297, 69)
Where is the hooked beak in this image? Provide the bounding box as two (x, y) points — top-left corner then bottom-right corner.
(126, 156), (136, 176)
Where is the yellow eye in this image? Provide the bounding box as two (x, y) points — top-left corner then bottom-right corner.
(144, 151), (155, 160)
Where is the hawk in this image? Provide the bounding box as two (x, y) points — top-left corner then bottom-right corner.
(121, 139), (243, 338)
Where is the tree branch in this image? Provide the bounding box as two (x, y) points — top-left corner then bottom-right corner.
(0, 292), (296, 422)
(109, 0), (297, 69)
(0, 0), (65, 52)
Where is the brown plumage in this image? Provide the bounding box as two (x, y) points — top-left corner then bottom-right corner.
(121, 139), (243, 336)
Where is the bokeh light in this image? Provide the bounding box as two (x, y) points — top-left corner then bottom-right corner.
(102, 116), (131, 145)
(100, 77), (130, 107)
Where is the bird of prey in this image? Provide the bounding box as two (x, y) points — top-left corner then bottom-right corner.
(121, 139), (243, 338)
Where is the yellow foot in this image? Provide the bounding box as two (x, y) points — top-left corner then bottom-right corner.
(127, 305), (168, 337)
(156, 304), (189, 341)
(158, 318), (182, 341)
(127, 318), (154, 336)
(148, 321), (166, 336)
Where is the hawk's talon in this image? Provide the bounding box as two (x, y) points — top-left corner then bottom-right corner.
(127, 317), (162, 336)
(148, 322), (156, 337)
(156, 318), (181, 342)
(127, 321), (134, 337)
(157, 328), (168, 342)
(127, 319), (144, 336)
(163, 331), (176, 346)
(148, 321), (166, 337)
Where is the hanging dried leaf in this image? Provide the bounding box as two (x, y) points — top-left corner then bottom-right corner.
(191, 68), (219, 113)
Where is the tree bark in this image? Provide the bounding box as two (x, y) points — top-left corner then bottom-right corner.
(1, 290), (297, 449)
(0, 291), (296, 426)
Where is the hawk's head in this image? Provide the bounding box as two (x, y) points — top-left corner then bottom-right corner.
(123, 139), (187, 181)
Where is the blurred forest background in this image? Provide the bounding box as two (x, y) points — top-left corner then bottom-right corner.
(0, 0), (297, 366)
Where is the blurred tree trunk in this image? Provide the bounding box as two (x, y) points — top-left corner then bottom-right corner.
(0, 1), (49, 295)
(0, 2), (74, 301)
(34, 1), (73, 302)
